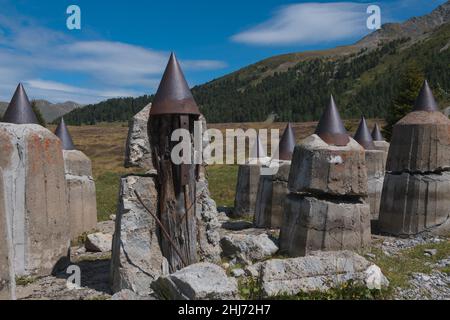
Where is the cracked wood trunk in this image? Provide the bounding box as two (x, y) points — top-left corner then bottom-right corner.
(149, 114), (198, 272)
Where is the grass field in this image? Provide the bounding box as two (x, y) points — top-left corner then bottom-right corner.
(55, 119), (386, 221)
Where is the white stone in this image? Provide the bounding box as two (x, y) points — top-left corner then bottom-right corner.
(152, 263), (238, 300)
(85, 233), (112, 253)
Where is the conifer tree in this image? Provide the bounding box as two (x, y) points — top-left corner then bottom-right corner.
(383, 63), (424, 140)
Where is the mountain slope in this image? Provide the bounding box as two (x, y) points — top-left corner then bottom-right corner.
(0, 100), (81, 122)
(63, 1), (450, 125)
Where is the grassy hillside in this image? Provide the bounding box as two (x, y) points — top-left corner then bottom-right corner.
(61, 1), (450, 125)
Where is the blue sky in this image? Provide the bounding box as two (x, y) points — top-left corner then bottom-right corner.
(0, 0), (447, 104)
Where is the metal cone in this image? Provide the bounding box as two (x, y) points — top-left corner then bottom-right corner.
(54, 117), (75, 150)
(354, 116), (376, 150)
(315, 95), (349, 146)
(371, 123), (384, 142)
(413, 80), (438, 112)
(150, 52), (200, 116)
(2, 83), (38, 124)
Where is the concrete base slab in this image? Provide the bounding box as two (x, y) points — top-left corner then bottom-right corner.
(279, 195), (371, 257)
(379, 172), (450, 236)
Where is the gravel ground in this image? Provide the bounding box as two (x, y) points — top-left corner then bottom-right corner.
(13, 220), (450, 300)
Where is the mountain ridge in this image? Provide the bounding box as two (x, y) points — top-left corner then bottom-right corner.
(0, 99), (82, 122)
(62, 1), (450, 124)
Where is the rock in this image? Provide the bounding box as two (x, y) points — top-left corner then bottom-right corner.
(217, 212), (230, 223)
(397, 271), (450, 300)
(387, 111), (450, 173)
(254, 161), (291, 228)
(85, 233), (112, 253)
(365, 149), (386, 220)
(152, 263), (238, 300)
(234, 164), (263, 218)
(253, 251), (389, 297)
(288, 135), (368, 197)
(220, 229), (278, 262)
(365, 264), (390, 290)
(245, 265), (260, 278)
(124, 104), (156, 172)
(424, 249), (438, 256)
(0, 168), (15, 300)
(231, 268), (245, 278)
(63, 150), (97, 241)
(379, 172), (450, 236)
(110, 289), (156, 300)
(196, 177), (222, 264)
(280, 195), (371, 257)
(221, 220), (253, 231)
(110, 175), (169, 296)
(0, 123), (70, 277)
(365, 253), (376, 260)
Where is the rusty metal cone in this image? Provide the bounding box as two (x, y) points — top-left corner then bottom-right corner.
(354, 116), (376, 150)
(315, 95), (349, 146)
(150, 52), (200, 116)
(54, 117), (75, 150)
(276, 123), (296, 160)
(371, 123), (384, 141)
(2, 83), (39, 124)
(413, 80), (438, 112)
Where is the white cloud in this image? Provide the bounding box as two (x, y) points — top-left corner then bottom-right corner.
(0, 12), (226, 103)
(231, 2), (369, 46)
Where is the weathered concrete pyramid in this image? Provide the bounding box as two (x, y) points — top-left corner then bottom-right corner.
(150, 52), (200, 116)
(280, 97), (370, 257)
(54, 118), (97, 241)
(0, 168), (15, 300)
(354, 117), (386, 221)
(2, 84), (38, 125)
(371, 123), (390, 155)
(379, 81), (450, 236)
(255, 124), (296, 228)
(234, 134), (268, 218)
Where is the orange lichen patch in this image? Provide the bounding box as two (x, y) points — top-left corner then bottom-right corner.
(0, 130), (14, 168)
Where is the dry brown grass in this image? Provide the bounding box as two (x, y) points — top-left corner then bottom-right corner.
(58, 119), (386, 220)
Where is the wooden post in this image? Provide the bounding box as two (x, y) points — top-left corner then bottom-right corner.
(149, 114), (198, 272)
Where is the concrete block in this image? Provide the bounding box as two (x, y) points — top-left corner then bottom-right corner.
(379, 172), (450, 236)
(365, 150), (386, 220)
(234, 164), (262, 218)
(254, 161), (291, 228)
(0, 124), (70, 276)
(0, 168), (15, 300)
(279, 195), (371, 257)
(63, 150), (97, 241)
(387, 111), (450, 173)
(288, 135), (368, 197)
